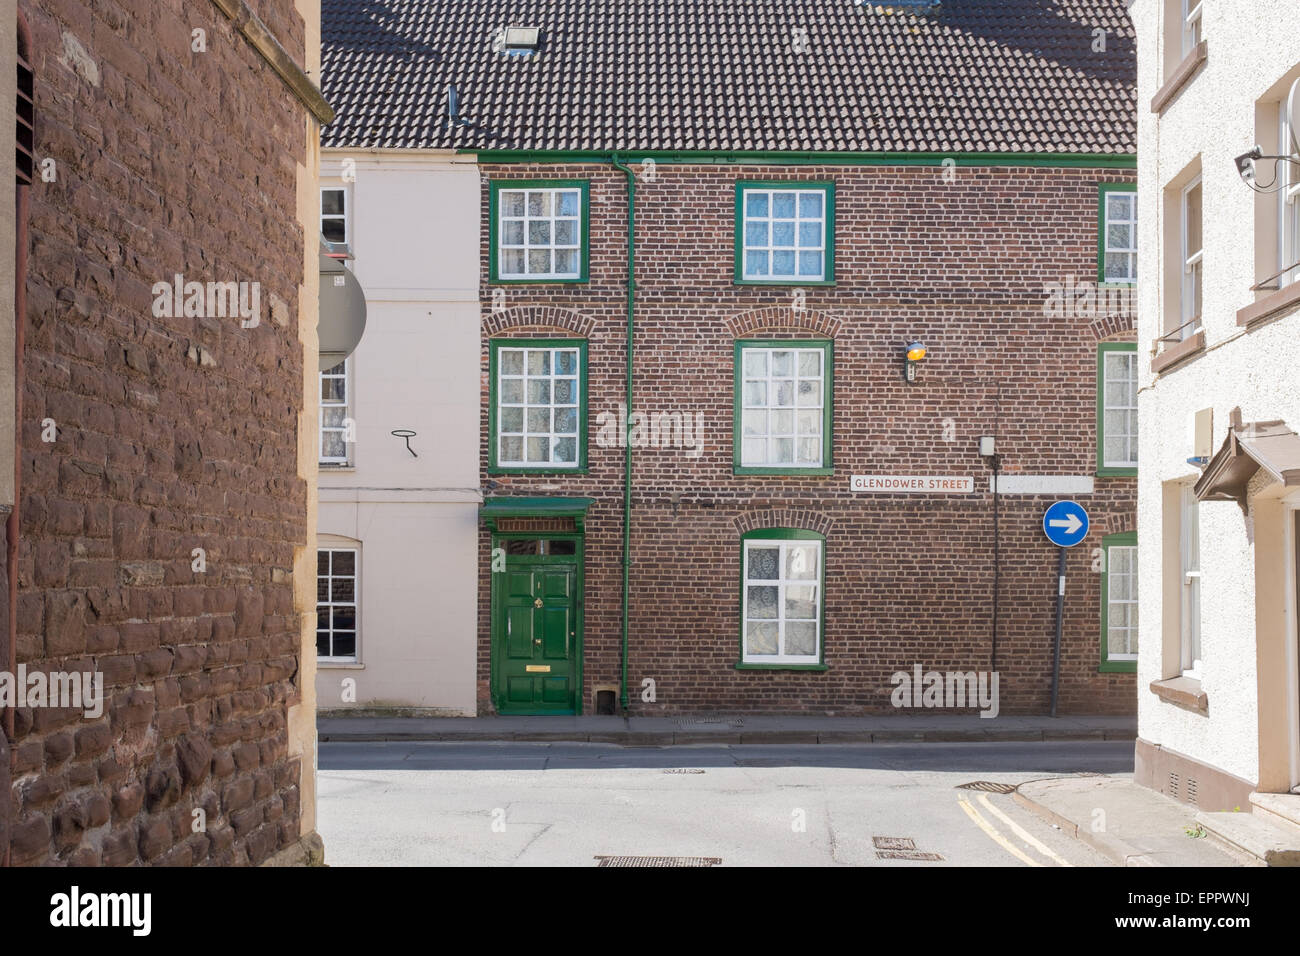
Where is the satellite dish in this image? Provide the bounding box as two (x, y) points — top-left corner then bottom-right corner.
(1288, 78), (1300, 155)
(319, 240), (367, 372)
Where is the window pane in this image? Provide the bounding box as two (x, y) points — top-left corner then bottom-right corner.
(321, 433), (346, 459)
(554, 407), (577, 432)
(772, 351), (793, 375)
(503, 220), (524, 245)
(785, 584), (818, 619)
(501, 249), (525, 274)
(528, 220), (551, 245)
(772, 437), (794, 462)
(744, 350), (767, 377)
(527, 351), (550, 375)
(500, 436), (523, 461)
(742, 437), (766, 461)
(527, 191), (551, 216)
(785, 622), (817, 657)
(322, 219), (346, 243)
(321, 377), (346, 402)
(1108, 193), (1133, 220)
(332, 632), (356, 658)
(746, 621), (779, 655)
(773, 380), (794, 406)
(499, 407), (523, 433)
(554, 220), (577, 245)
(332, 551), (355, 575)
(555, 351), (578, 375)
(747, 547), (779, 580)
(747, 585), (779, 619)
(786, 544), (818, 579)
(526, 437), (549, 462)
(743, 381), (766, 406)
(331, 578), (355, 602)
(1107, 223), (1131, 249)
(316, 631), (330, 655)
(526, 407), (551, 432)
(799, 221), (821, 247)
(321, 190), (344, 215)
(527, 249), (552, 274)
(798, 192), (823, 218)
(742, 409), (767, 437)
(501, 191), (525, 216)
(772, 192), (796, 218)
(745, 221), (768, 246)
(798, 351), (820, 376)
(556, 191), (579, 216)
(554, 249), (578, 274)
(527, 379), (551, 404)
(746, 250), (769, 276)
(745, 192), (768, 217)
(798, 252), (823, 277)
(772, 250), (795, 275)
(332, 606), (356, 630)
(554, 379), (575, 404)
(553, 437), (577, 462)
(772, 221), (795, 247)
(501, 379), (524, 404)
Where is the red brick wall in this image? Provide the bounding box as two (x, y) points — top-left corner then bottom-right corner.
(10, 0), (310, 865)
(478, 162), (1137, 716)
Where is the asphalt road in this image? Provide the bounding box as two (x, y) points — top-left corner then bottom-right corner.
(318, 740), (1132, 866)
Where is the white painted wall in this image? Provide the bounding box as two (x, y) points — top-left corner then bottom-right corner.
(315, 151), (481, 714)
(1132, 0), (1300, 783)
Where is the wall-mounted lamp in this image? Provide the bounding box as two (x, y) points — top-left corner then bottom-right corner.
(904, 341), (927, 383)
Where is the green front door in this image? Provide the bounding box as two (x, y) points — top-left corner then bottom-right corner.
(494, 542), (581, 714)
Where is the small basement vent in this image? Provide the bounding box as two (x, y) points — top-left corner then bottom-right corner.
(494, 26), (541, 55)
(16, 22), (34, 185)
(662, 768), (706, 774)
(955, 781), (1018, 794)
(1186, 777), (1198, 806)
(1168, 772), (1180, 800)
(595, 856), (721, 868)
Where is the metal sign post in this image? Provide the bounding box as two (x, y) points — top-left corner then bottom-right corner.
(1042, 500), (1090, 718)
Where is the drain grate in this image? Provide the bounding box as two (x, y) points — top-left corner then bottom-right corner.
(675, 714), (744, 728)
(955, 781), (1018, 794)
(595, 855), (722, 867)
(872, 836), (944, 862)
(662, 768), (706, 774)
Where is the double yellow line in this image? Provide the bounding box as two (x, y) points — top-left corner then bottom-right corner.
(958, 794), (1073, 867)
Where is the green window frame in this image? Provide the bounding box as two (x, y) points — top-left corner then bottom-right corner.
(733, 339), (833, 475)
(734, 181), (835, 285)
(1098, 183), (1137, 286)
(1097, 342), (1138, 476)
(737, 528), (828, 670)
(488, 180), (590, 283)
(488, 338), (589, 474)
(1100, 530), (1138, 673)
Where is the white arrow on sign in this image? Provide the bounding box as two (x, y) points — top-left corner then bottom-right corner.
(1048, 513), (1083, 535)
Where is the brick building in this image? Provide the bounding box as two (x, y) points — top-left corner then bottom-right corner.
(325, 0), (1139, 717)
(5, 0), (330, 865)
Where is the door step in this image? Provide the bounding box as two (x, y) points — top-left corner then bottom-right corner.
(1250, 791), (1300, 838)
(1196, 809), (1300, 867)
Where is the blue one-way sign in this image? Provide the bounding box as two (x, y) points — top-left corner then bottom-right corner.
(1043, 500), (1089, 548)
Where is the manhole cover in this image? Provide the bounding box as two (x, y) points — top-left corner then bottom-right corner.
(876, 850), (944, 862)
(595, 856), (722, 867)
(955, 781), (1018, 794)
(662, 768), (706, 774)
(872, 836), (916, 850)
(872, 836), (944, 861)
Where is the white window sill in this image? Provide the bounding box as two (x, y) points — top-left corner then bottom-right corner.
(319, 661), (365, 669)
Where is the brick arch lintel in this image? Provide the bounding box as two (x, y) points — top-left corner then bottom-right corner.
(726, 307), (843, 340)
(484, 306), (595, 338)
(1089, 311), (1137, 343)
(732, 509), (835, 537)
